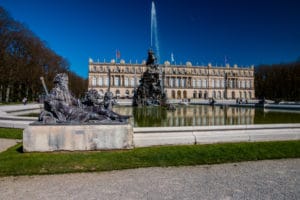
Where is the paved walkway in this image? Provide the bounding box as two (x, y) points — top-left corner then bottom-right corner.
(0, 159), (299, 200)
(0, 138), (20, 152)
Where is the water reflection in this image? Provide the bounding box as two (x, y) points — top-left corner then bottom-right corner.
(113, 105), (256, 127)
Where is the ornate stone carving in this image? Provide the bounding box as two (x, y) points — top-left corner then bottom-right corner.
(39, 73), (129, 124)
(132, 49), (164, 106)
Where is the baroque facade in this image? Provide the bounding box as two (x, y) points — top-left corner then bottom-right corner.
(88, 59), (255, 100)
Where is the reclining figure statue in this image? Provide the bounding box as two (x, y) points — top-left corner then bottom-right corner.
(39, 73), (129, 124)
(82, 89), (130, 122)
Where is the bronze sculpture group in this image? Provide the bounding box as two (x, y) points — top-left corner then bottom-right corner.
(39, 73), (129, 124)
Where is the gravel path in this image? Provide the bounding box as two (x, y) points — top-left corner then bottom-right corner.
(0, 159), (299, 200)
(0, 138), (20, 152)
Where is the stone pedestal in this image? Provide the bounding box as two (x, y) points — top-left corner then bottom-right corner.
(23, 123), (133, 152)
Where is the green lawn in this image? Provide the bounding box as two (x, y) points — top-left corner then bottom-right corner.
(0, 140), (299, 177)
(0, 128), (23, 139)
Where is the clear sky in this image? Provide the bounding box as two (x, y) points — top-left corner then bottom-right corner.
(1, 0), (300, 78)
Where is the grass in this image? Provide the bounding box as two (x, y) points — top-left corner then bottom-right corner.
(0, 140), (299, 177)
(0, 128), (23, 139)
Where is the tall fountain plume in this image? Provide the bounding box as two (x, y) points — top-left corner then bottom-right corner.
(151, 1), (160, 63)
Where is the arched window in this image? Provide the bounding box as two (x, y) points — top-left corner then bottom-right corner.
(116, 89), (120, 97)
(177, 90), (181, 99)
(204, 91), (208, 99)
(199, 91), (202, 98)
(125, 90), (130, 97)
(232, 91), (236, 99)
(217, 91), (221, 99)
(171, 90), (176, 99)
(183, 90), (187, 99)
(213, 91), (216, 98)
(193, 91), (197, 98)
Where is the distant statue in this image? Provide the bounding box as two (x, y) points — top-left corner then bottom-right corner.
(82, 89), (130, 122)
(132, 49), (175, 110)
(146, 49), (156, 66)
(39, 73), (129, 124)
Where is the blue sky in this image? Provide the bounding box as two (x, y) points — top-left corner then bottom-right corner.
(1, 0), (300, 78)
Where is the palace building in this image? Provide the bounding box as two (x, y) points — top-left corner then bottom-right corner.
(88, 59), (255, 100)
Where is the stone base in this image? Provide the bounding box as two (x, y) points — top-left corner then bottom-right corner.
(23, 123), (133, 152)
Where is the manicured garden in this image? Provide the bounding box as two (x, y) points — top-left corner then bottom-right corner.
(0, 127), (299, 177)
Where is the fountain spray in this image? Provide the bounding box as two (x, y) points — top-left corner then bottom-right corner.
(151, 1), (160, 63)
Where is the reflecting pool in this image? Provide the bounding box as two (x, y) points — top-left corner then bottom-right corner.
(113, 105), (300, 127)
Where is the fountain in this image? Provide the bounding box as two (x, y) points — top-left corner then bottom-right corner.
(132, 1), (175, 110)
(151, 1), (160, 62)
(132, 49), (166, 106)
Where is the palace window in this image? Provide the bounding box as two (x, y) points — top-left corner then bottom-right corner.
(172, 78), (176, 87)
(198, 91), (202, 98)
(130, 77), (135, 87)
(176, 78), (181, 87)
(193, 91), (197, 98)
(125, 77), (129, 87)
(203, 79), (207, 88)
(197, 79), (201, 88)
(229, 80), (233, 88)
(213, 91), (216, 98)
(182, 79), (186, 87)
(92, 77), (96, 86)
(246, 80), (250, 88)
(192, 79), (196, 87)
(216, 79), (220, 88)
(169, 78), (173, 87)
(98, 77), (103, 86)
(211, 79), (215, 88)
(171, 90), (176, 98)
(218, 91), (221, 99)
(105, 77), (109, 86)
(242, 80), (246, 88)
(116, 90), (120, 97)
